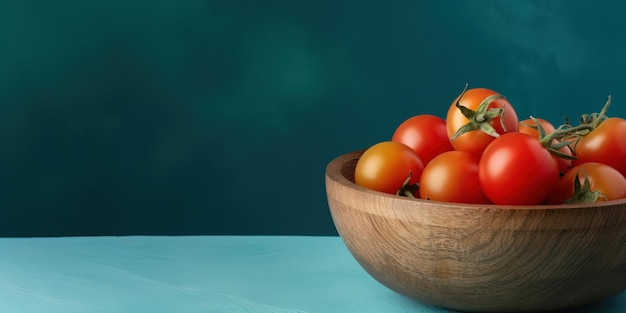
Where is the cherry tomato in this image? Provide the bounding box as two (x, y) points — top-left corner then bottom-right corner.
(479, 132), (559, 205)
(446, 87), (519, 157)
(573, 117), (626, 177)
(354, 141), (424, 195)
(419, 151), (490, 204)
(392, 115), (454, 165)
(546, 162), (626, 204)
(519, 118), (572, 174)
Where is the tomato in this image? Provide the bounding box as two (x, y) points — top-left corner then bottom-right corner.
(546, 162), (626, 204)
(446, 87), (519, 157)
(519, 118), (572, 174)
(479, 132), (559, 205)
(419, 151), (490, 204)
(354, 141), (424, 195)
(392, 114), (454, 165)
(573, 117), (626, 177)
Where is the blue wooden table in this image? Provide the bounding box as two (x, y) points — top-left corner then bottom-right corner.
(0, 236), (623, 312)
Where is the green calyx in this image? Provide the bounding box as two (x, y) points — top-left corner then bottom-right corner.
(564, 170), (607, 204)
(528, 116), (578, 161)
(396, 170), (419, 198)
(450, 84), (507, 141)
(581, 95), (611, 129)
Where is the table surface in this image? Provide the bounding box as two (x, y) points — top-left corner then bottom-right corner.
(0, 235), (623, 313)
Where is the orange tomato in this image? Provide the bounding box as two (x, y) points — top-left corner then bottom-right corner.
(446, 87), (519, 157)
(354, 141), (424, 196)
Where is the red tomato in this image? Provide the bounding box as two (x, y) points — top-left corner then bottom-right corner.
(573, 117), (626, 177)
(446, 87), (519, 157)
(519, 118), (572, 174)
(392, 114), (454, 165)
(479, 132), (559, 205)
(354, 141), (424, 195)
(546, 162), (626, 204)
(419, 151), (490, 204)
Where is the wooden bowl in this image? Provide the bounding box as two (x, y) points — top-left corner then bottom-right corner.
(325, 150), (626, 312)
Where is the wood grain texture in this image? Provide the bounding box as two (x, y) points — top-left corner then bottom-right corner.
(325, 150), (626, 313)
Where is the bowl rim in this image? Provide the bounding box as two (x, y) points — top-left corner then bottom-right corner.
(326, 149), (626, 211)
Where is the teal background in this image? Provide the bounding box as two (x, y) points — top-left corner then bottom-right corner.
(0, 1), (624, 236)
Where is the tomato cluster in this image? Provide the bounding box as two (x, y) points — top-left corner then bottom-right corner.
(354, 85), (626, 205)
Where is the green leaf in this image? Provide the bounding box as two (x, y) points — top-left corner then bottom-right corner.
(478, 122), (500, 138)
(396, 170), (419, 198)
(530, 116), (547, 139)
(551, 140), (573, 150)
(456, 103), (477, 120)
(547, 147), (576, 161)
(564, 170), (605, 204)
(450, 122), (480, 141)
(475, 94), (506, 131)
(449, 85), (507, 141)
